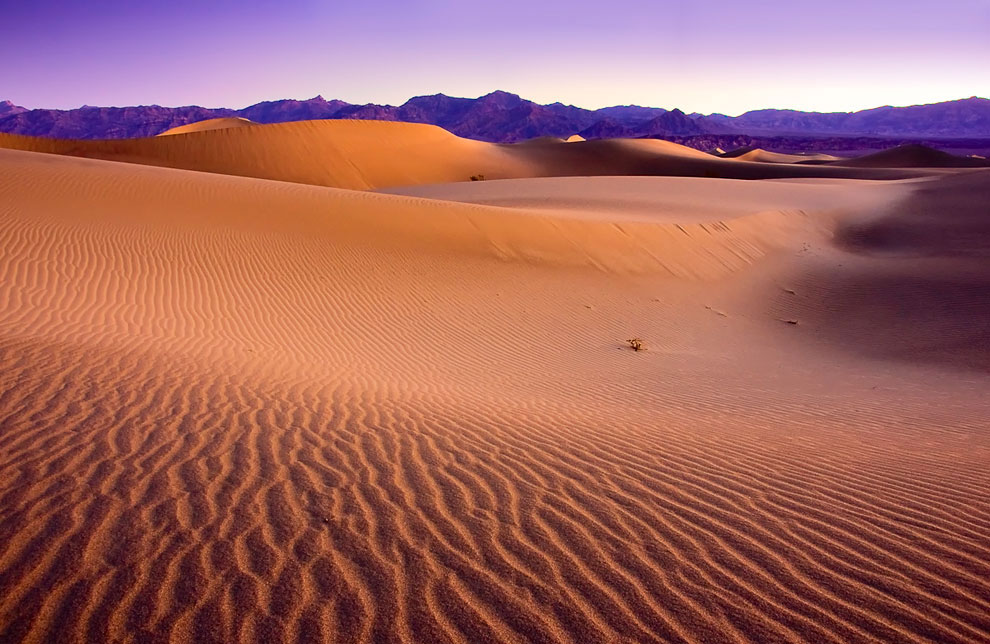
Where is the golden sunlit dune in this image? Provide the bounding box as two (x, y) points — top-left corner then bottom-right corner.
(0, 120), (529, 189)
(1, 122), (988, 644)
(157, 116), (259, 136)
(0, 118), (941, 191)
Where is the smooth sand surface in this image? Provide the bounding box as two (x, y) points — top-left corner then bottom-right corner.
(157, 117), (259, 136)
(1, 126), (989, 644)
(380, 175), (897, 222)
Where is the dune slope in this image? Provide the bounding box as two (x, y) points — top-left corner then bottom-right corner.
(157, 117), (259, 136)
(0, 147), (988, 644)
(730, 149), (841, 164)
(773, 169), (990, 372)
(833, 144), (990, 168)
(0, 119), (938, 191)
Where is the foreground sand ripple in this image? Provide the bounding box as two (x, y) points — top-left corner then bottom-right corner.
(2, 340), (988, 643)
(1, 148), (989, 643)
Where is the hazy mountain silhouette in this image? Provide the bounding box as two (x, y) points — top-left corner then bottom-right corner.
(1, 92), (987, 142)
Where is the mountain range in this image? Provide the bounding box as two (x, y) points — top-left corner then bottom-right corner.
(1, 91), (988, 142)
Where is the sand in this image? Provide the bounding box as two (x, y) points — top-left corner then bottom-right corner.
(157, 117), (260, 136)
(832, 144), (990, 169)
(0, 119), (948, 190)
(1, 124), (989, 643)
(727, 149), (841, 164)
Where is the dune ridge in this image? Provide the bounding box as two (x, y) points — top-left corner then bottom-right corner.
(723, 148), (841, 164)
(1, 149), (875, 279)
(831, 144), (990, 169)
(0, 119), (942, 191)
(157, 117), (259, 136)
(1, 128), (989, 644)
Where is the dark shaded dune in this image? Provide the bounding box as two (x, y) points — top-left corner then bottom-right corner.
(500, 138), (929, 181)
(838, 170), (990, 258)
(793, 158), (836, 166)
(790, 264), (990, 372)
(774, 171), (990, 372)
(833, 144), (990, 169)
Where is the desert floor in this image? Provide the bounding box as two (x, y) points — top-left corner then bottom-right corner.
(1, 122), (988, 643)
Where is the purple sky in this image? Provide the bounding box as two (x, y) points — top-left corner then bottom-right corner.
(2, 0), (988, 115)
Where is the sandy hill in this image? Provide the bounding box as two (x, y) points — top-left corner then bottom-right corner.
(834, 143), (990, 168)
(0, 119), (939, 191)
(1, 127), (989, 644)
(381, 175), (895, 226)
(817, 169), (990, 370)
(0, 120), (520, 190)
(719, 145), (758, 158)
(727, 148), (841, 164)
(157, 117), (259, 136)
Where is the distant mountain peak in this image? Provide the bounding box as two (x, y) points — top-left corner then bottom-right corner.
(1, 92), (987, 142)
(477, 90), (525, 109)
(404, 93), (459, 103)
(483, 90), (520, 98)
(0, 100), (26, 118)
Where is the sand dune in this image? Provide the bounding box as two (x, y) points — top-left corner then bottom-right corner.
(496, 137), (932, 182)
(0, 120), (524, 190)
(778, 169), (990, 372)
(0, 149), (857, 276)
(833, 144), (990, 168)
(157, 117), (259, 136)
(1, 133), (989, 644)
(0, 119), (938, 191)
(726, 148), (841, 164)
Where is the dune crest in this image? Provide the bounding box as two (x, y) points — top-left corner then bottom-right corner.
(0, 118), (937, 191)
(726, 148), (841, 164)
(157, 117), (259, 136)
(833, 143), (990, 168)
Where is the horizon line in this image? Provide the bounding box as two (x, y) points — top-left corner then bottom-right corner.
(4, 91), (988, 119)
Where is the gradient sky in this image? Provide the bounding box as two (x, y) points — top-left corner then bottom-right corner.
(2, 0), (988, 115)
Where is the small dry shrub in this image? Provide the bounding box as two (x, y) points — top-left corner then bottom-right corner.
(627, 338), (644, 352)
